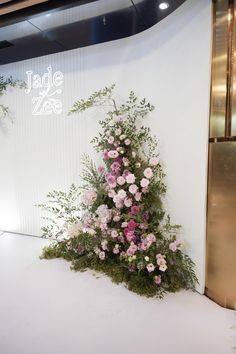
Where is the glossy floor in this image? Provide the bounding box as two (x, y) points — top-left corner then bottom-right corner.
(0, 232), (235, 354)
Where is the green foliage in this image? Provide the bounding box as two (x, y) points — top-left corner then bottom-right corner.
(36, 184), (81, 238)
(41, 240), (196, 298)
(69, 84), (116, 115)
(81, 154), (104, 190)
(0, 75), (25, 119)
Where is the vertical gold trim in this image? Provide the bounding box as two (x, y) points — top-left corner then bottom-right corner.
(206, 0), (236, 311)
(225, 0), (234, 136)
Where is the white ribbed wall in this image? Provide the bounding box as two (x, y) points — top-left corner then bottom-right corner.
(0, 0), (212, 292)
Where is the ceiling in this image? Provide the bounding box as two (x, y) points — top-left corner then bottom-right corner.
(0, 0), (186, 65)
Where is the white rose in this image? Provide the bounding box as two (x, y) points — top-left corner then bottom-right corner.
(126, 174), (136, 184)
(67, 222), (82, 238)
(115, 128), (122, 136)
(129, 184), (138, 195)
(107, 136), (115, 144)
(99, 251), (106, 260)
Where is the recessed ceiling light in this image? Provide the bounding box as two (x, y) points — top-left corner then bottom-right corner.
(159, 2), (169, 10)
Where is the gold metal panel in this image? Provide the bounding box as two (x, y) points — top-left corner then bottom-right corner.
(206, 142), (236, 310)
(210, 0), (229, 137)
(231, 0), (236, 135)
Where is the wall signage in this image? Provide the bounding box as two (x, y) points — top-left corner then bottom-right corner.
(25, 66), (63, 115)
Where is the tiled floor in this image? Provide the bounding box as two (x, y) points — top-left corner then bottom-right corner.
(0, 232), (235, 354)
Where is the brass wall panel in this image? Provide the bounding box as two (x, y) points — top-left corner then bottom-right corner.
(231, 0), (236, 135)
(210, 0), (229, 137)
(206, 142), (236, 310)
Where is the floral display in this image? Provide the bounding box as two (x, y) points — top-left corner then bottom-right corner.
(38, 85), (197, 297)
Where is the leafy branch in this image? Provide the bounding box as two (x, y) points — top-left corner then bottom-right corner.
(69, 84), (117, 115)
(0, 75), (25, 120)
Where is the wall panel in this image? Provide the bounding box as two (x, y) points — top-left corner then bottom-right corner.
(0, 0), (212, 292)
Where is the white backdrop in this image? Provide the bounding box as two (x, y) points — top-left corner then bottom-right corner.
(0, 0), (212, 292)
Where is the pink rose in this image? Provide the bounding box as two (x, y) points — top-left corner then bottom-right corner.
(144, 167), (153, 179)
(124, 198), (132, 207)
(146, 233), (156, 243)
(139, 223), (148, 230)
(103, 151), (109, 160)
(113, 195), (121, 203)
(81, 190), (97, 206)
(129, 184), (138, 194)
(111, 230), (118, 238)
(108, 189), (116, 198)
(125, 231), (136, 242)
(124, 138), (131, 145)
(115, 201), (124, 209)
(117, 189), (127, 200)
(146, 263), (155, 272)
(126, 174), (136, 184)
(149, 157), (159, 166)
(105, 174), (117, 188)
(108, 150), (119, 159)
(122, 157), (129, 166)
(169, 242), (177, 252)
(127, 220), (137, 230)
(113, 247), (120, 254)
(129, 205), (140, 217)
(142, 187), (149, 194)
(140, 178), (150, 188)
(111, 161), (121, 171)
(97, 166), (105, 174)
(134, 192), (142, 201)
(169, 240), (182, 252)
(156, 254), (167, 272)
(154, 275), (162, 285)
(117, 176), (126, 185)
(123, 169), (130, 177)
(142, 212), (149, 221)
(156, 254), (165, 264)
(126, 244), (138, 256)
(159, 264), (167, 272)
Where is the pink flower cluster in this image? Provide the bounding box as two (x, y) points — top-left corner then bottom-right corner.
(77, 123), (166, 286)
(156, 254), (167, 272)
